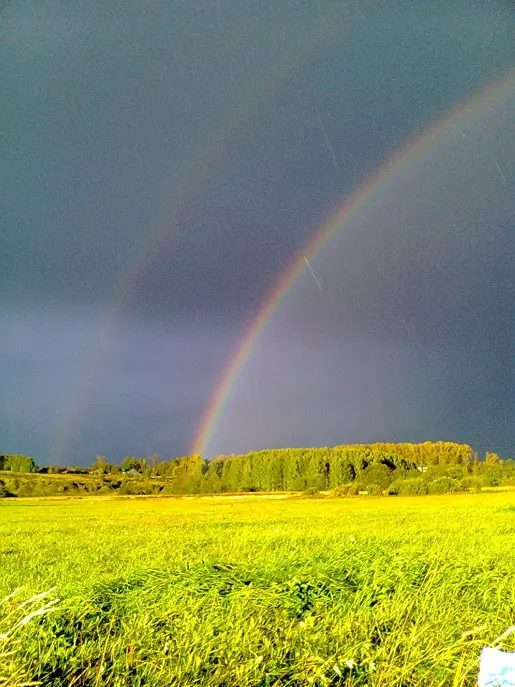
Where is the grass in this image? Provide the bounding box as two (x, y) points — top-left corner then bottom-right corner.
(1, 492), (515, 686)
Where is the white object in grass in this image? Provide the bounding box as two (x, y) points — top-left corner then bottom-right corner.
(478, 647), (515, 686)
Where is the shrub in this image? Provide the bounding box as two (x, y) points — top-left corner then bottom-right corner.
(160, 485), (178, 495)
(302, 487), (319, 496)
(0, 480), (14, 498)
(481, 466), (503, 487)
(16, 480), (39, 497)
(422, 466), (448, 483)
(392, 468), (423, 482)
(332, 482), (366, 497)
(388, 478), (426, 496)
(117, 481), (159, 496)
(427, 477), (461, 494)
(444, 466), (467, 480)
(363, 483), (384, 496)
(117, 482), (136, 496)
(387, 479), (401, 495)
(0, 454), (36, 472)
(460, 476), (484, 492)
(360, 464), (392, 488)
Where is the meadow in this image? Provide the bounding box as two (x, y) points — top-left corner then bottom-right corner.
(1, 492), (515, 686)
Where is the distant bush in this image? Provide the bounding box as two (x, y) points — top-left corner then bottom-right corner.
(0, 476), (114, 498)
(421, 466), (448, 483)
(388, 478), (426, 496)
(332, 484), (351, 497)
(0, 454), (36, 472)
(363, 483), (384, 496)
(481, 466), (504, 487)
(332, 482), (366, 497)
(359, 464), (392, 488)
(387, 480), (401, 495)
(16, 480), (39, 498)
(427, 477), (462, 494)
(160, 485), (178, 495)
(302, 487), (319, 496)
(392, 469), (424, 482)
(117, 481), (161, 496)
(0, 480), (14, 498)
(461, 476), (484, 492)
(117, 482), (136, 496)
(444, 466), (467, 481)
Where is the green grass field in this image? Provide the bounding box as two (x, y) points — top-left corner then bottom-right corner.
(1, 492), (515, 686)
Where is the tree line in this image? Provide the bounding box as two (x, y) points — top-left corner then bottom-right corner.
(1, 442), (514, 497)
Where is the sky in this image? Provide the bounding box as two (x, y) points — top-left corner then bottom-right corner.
(2, 0), (514, 465)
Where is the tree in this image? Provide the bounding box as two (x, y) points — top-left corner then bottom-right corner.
(328, 450), (355, 488)
(91, 456), (109, 475)
(201, 459), (223, 493)
(305, 453), (329, 491)
(360, 463), (392, 489)
(0, 455), (36, 473)
(427, 477), (461, 494)
(481, 464), (503, 486)
(172, 454), (207, 493)
(122, 457), (138, 472)
(388, 477), (427, 496)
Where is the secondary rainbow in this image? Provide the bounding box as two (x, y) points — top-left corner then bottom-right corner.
(192, 70), (515, 457)
(49, 8), (348, 465)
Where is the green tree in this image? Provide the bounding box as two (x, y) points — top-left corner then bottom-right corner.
(0, 455), (36, 473)
(305, 453), (329, 491)
(427, 477), (461, 494)
(201, 459), (224, 493)
(121, 457), (148, 473)
(91, 456), (109, 475)
(388, 477), (426, 496)
(173, 454), (207, 493)
(481, 464), (504, 486)
(360, 463), (392, 489)
(122, 457), (137, 472)
(0, 480), (14, 497)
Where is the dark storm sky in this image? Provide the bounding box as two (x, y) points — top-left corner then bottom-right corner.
(2, 1), (514, 464)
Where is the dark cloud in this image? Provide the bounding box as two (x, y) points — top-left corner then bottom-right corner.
(1, 306), (237, 464)
(2, 0), (513, 462)
(205, 105), (514, 457)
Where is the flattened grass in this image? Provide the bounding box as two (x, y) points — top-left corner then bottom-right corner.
(1, 493), (514, 686)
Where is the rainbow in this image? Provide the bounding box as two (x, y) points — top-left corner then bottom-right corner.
(49, 5), (351, 465)
(191, 69), (515, 457)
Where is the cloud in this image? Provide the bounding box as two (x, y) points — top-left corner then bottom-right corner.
(1, 305), (238, 464)
(2, 1), (513, 462)
(204, 107), (515, 457)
